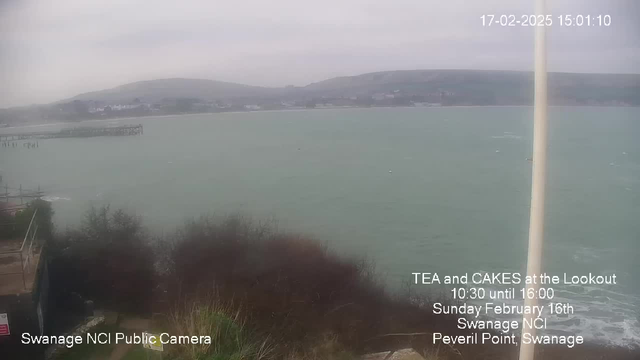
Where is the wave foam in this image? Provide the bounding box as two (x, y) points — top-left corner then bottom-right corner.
(491, 134), (523, 140)
(41, 195), (71, 202)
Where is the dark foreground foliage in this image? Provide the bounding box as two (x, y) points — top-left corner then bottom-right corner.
(0, 198), (54, 241)
(48, 209), (462, 357)
(49, 206), (154, 314)
(161, 215), (461, 355)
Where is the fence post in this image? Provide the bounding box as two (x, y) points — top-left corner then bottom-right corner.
(20, 251), (27, 289)
(19, 184), (23, 205)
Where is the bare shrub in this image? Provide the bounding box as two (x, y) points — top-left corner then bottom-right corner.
(49, 206), (154, 314)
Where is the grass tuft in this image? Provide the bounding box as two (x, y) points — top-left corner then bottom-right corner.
(167, 299), (271, 360)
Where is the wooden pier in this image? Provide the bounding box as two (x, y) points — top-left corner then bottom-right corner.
(0, 124), (143, 141)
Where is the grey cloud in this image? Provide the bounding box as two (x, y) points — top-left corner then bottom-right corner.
(0, 0), (638, 108)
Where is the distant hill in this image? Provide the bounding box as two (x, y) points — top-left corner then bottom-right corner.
(301, 70), (640, 106)
(1, 69), (639, 125)
(63, 78), (281, 104)
(58, 69), (640, 107)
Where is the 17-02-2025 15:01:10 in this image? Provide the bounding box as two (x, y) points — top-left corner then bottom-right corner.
(481, 14), (611, 27)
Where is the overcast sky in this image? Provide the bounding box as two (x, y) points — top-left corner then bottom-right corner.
(0, 0), (638, 108)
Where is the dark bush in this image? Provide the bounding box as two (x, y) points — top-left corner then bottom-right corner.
(45, 209), (466, 356)
(161, 215), (462, 355)
(0, 198), (53, 241)
(49, 206), (154, 314)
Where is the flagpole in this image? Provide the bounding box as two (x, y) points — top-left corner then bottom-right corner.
(519, 0), (548, 359)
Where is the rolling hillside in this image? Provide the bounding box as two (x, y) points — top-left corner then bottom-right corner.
(301, 70), (640, 105)
(63, 78), (282, 104)
(58, 69), (640, 106)
(1, 69), (639, 125)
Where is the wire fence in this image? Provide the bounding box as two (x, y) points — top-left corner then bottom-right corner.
(0, 209), (40, 290)
(0, 184), (44, 209)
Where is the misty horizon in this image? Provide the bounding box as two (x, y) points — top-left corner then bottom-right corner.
(1, 0), (639, 108)
(2, 67), (640, 110)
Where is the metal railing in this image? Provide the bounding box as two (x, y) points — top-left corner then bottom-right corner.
(0, 208), (39, 290)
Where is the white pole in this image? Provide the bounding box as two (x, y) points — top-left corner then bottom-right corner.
(519, 0), (548, 359)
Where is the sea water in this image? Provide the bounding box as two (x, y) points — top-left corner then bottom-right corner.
(1, 106), (638, 347)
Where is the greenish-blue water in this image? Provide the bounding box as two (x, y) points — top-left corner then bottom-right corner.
(1, 107), (638, 346)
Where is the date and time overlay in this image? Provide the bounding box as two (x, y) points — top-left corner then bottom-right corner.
(481, 14), (611, 27)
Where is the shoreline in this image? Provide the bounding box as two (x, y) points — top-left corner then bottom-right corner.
(1, 104), (638, 132)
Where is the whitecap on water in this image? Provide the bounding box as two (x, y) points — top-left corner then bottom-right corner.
(41, 195), (71, 202)
(571, 246), (608, 264)
(491, 134), (522, 140)
(479, 285), (640, 348)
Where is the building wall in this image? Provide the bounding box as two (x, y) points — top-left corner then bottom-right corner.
(0, 249), (50, 360)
